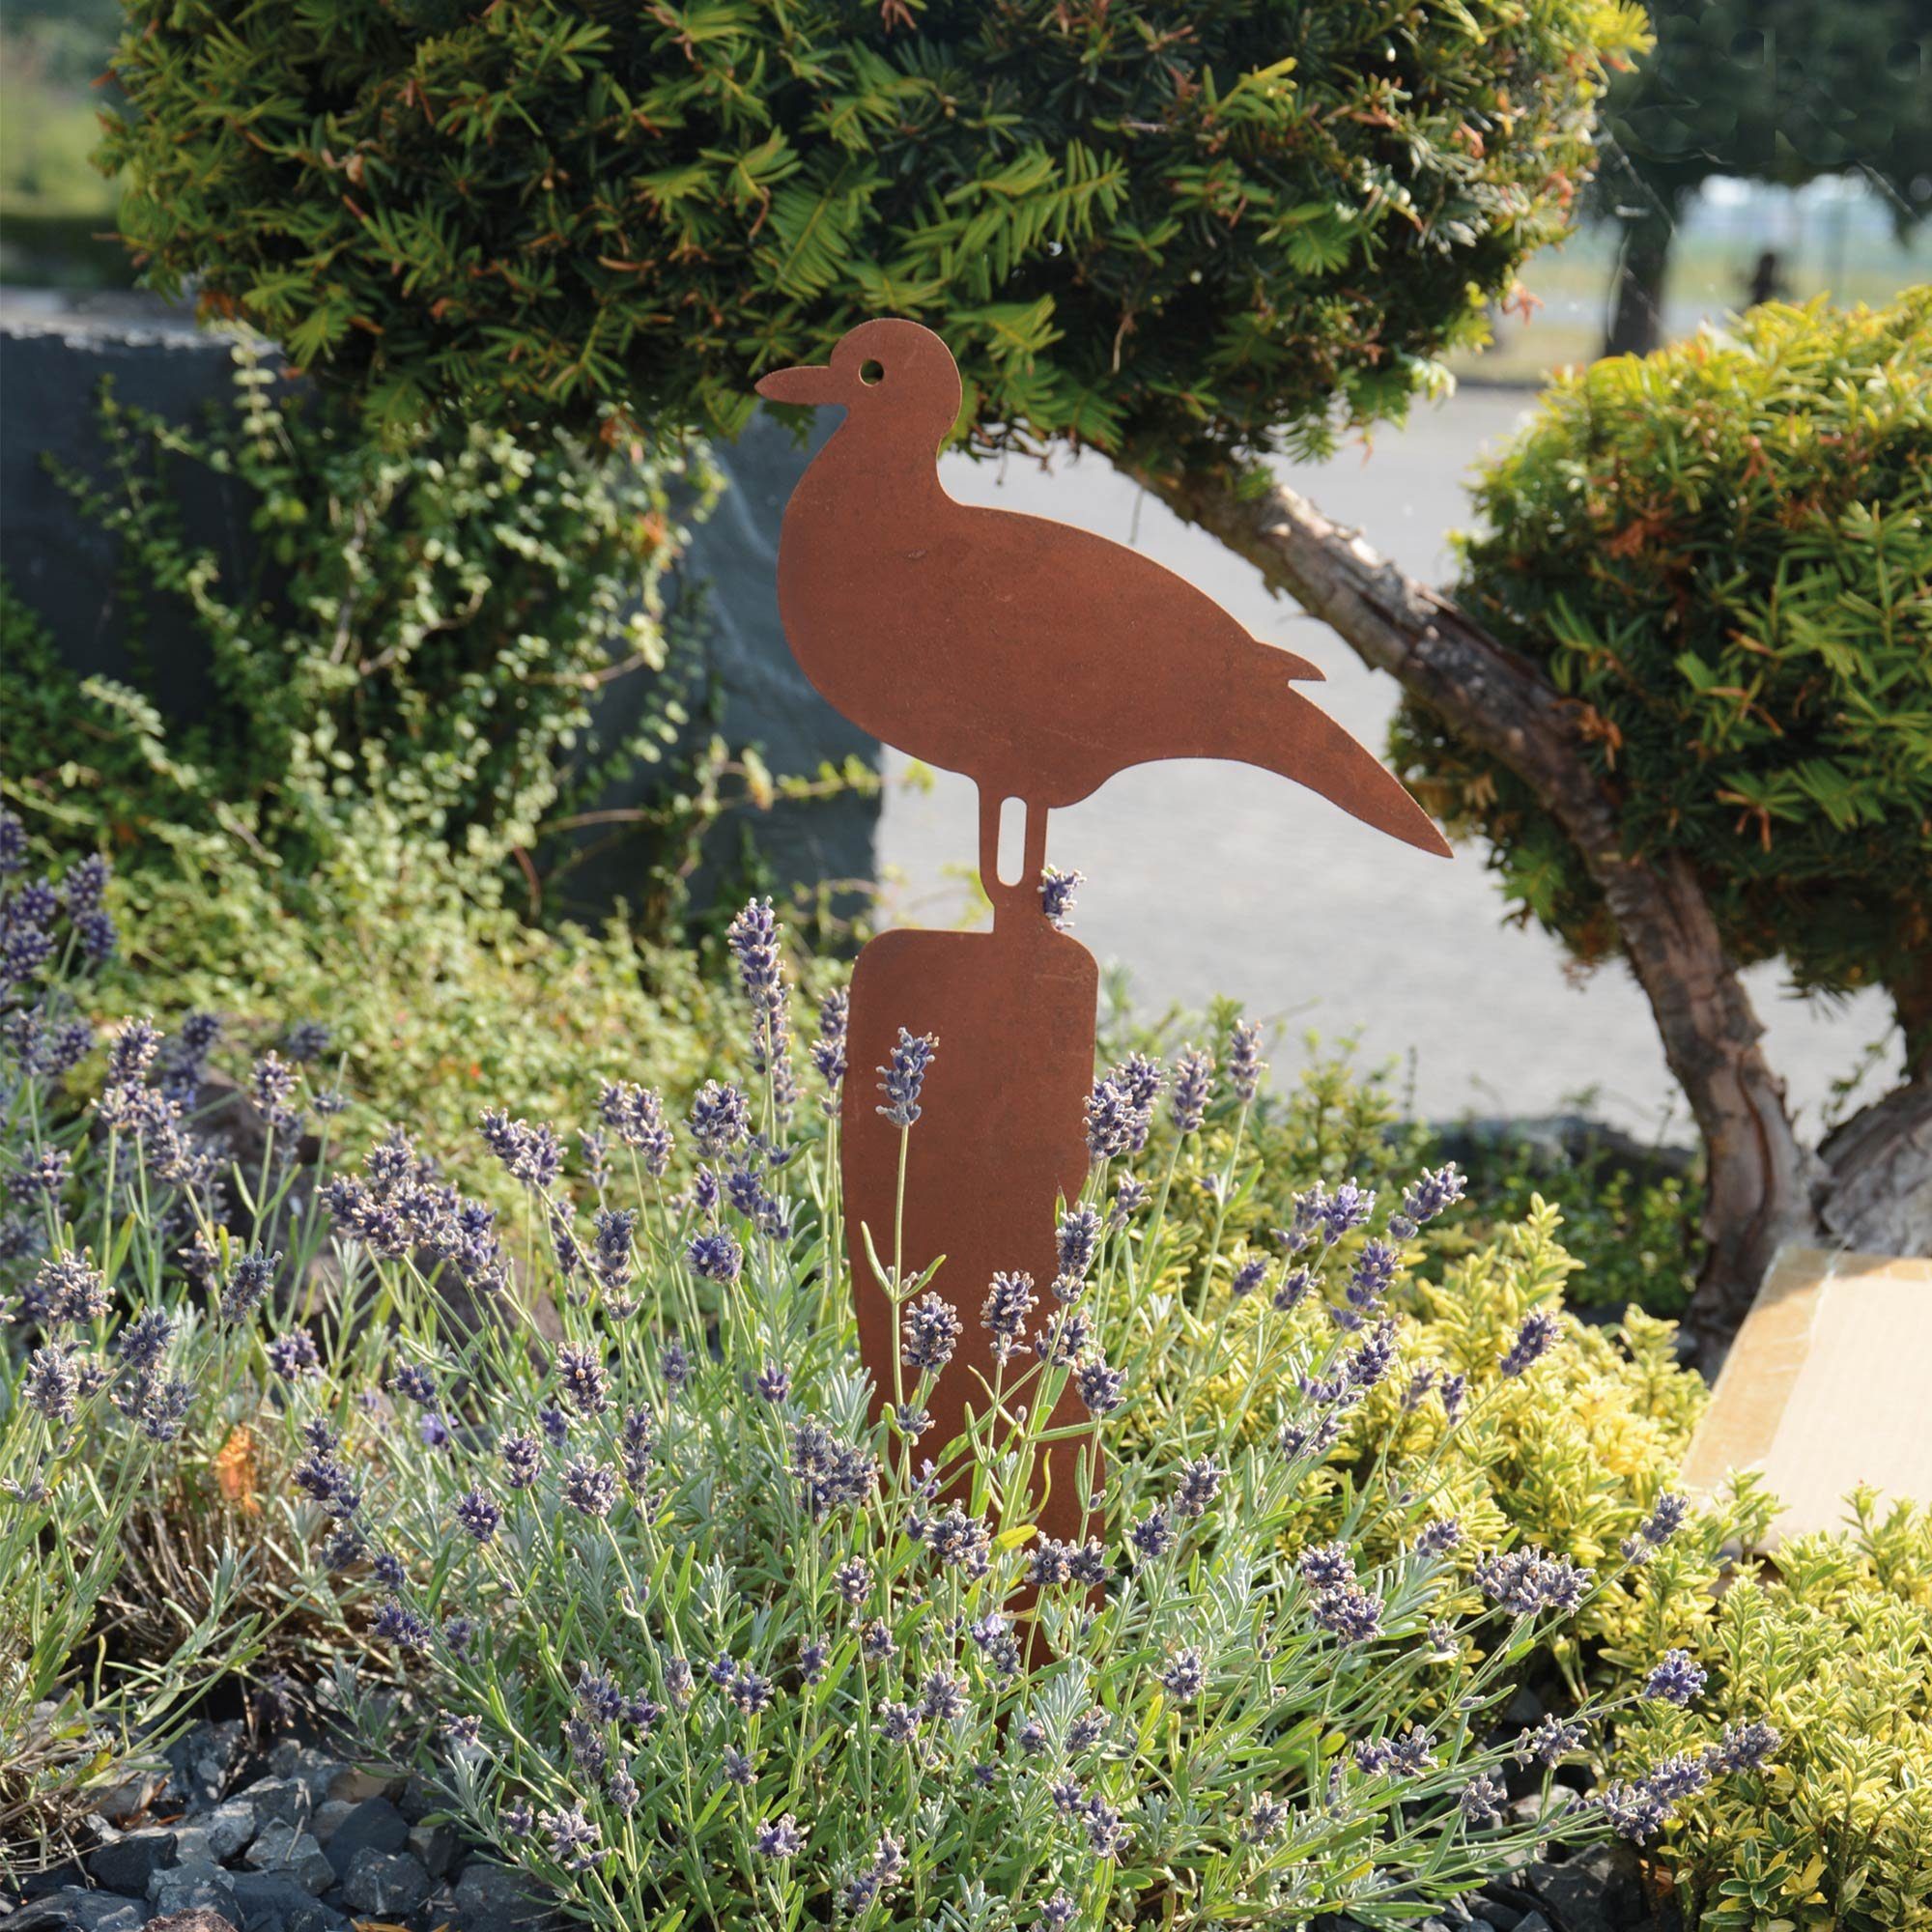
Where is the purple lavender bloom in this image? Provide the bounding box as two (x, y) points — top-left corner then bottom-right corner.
(1247, 1795), (1288, 1845)
(1439, 1372), (1467, 1423)
(980, 1269), (1035, 1364)
(116, 1308), (173, 1371)
(479, 1109), (563, 1189)
(1158, 1649), (1205, 1700)
(1227, 1018), (1266, 1104)
(1084, 1076), (1146, 1163)
(9, 1147), (70, 1202)
(373, 1600), (433, 1650)
(1083, 1800), (1129, 1860)
(1388, 1162), (1465, 1240)
(0, 810), (24, 875)
(1516, 1714), (1589, 1769)
(688, 1080), (752, 1157)
(539, 1804), (599, 1871)
(922, 1501), (992, 1577)
(1271, 1266), (1313, 1313)
(501, 1432), (543, 1489)
(36, 1255), (110, 1325)
(556, 1342), (610, 1414)
(901, 1292), (962, 1375)
(1057, 1205), (1100, 1284)
(1597, 1778), (1673, 1845)
(23, 1345), (77, 1422)
(1459, 1772), (1508, 1828)
(1710, 1719), (1778, 1773)
(1311, 1584), (1384, 1642)
(1475, 1546), (1595, 1617)
(1646, 1750), (1713, 1802)
(1230, 1255), (1268, 1299)
(219, 1249), (279, 1321)
(1108, 1176), (1150, 1227)
(726, 897), (793, 1091)
(876, 1028), (938, 1129)
(1499, 1309), (1560, 1378)
(754, 1362), (790, 1404)
(267, 1331), (321, 1380)
(755, 1813), (803, 1861)
(389, 1361), (437, 1406)
(1169, 1047), (1212, 1134)
(1622, 1491), (1690, 1561)
(798, 1639), (829, 1684)
(1173, 1456), (1222, 1520)
(562, 1457), (619, 1518)
(833, 1557), (872, 1606)
(687, 1228), (743, 1284)
(1069, 1539), (1110, 1586)
(662, 1336), (692, 1392)
(1298, 1543), (1356, 1590)
(1346, 1237), (1399, 1313)
(1074, 1356), (1125, 1415)
(1344, 1319), (1399, 1392)
(1643, 1649), (1708, 1707)
(597, 1081), (673, 1175)
(591, 1208), (636, 1299)
(1037, 866), (1084, 931)
(1414, 1517), (1463, 1558)
(75, 907), (119, 963)
(810, 985), (848, 1111)
(454, 1489), (501, 1543)
(1129, 1505), (1174, 1561)
(921, 1669), (967, 1724)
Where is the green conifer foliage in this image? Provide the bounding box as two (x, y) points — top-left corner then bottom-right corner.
(99, 1), (1645, 454)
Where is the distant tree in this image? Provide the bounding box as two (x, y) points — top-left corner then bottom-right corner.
(1594, 0), (1932, 356)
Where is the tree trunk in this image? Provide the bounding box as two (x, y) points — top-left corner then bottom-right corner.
(1125, 457), (1826, 1363)
(1603, 199), (1677, 359)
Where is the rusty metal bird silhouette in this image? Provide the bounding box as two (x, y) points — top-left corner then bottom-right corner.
(754, 319), (1448, 1627)
(755, 317), (1450, 921)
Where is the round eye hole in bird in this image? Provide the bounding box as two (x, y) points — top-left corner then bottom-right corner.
(859, 358), (885, 385)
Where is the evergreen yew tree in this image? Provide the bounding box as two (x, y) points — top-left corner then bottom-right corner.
(98, 0), (1925, 1350)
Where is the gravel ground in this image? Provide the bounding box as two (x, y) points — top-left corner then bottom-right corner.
(878, 391), (1900, 1139)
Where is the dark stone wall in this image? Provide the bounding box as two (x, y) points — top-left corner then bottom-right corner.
(0, 298), (880, 914)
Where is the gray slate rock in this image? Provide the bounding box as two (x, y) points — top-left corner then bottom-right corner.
(0, 1889), (146, 1932)
(407, 1819), (457, 1880)
(1522, 1844), (1647, 1932)
(226, 1872), (351, 1932)
(449, 1861), (556, 1932)
(163, 1723), (248, 1807)
(147, 1861), (239, 1923)
(231, 1779), (311, 1833)
(323, 1798), (409, 1881)
(340, 1850), (430, 1918)
(144, 1915), (241, 1932)
(265, 1746), (349, 1807)
(201, 1800), (260, 1863)
(1514, 1917), (1554, 1932)
(85, 1829), (177, 1894)
(307, 1801), (354, 1849)
(242, 1823), (334, 1897)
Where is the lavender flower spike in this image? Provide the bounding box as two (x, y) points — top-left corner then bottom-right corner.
(1038, 866), (1084, 931)
(876, 1027), (938, 1129)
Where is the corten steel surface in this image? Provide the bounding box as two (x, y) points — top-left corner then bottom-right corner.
(755, 317), (1449, 926)
(843, 923), (1098, 1552)
(754, 318), (1448, 1569)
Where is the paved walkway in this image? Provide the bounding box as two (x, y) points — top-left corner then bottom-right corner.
(876, 389), (1899, 1138)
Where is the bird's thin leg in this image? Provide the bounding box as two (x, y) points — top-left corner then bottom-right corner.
(1022, 800), (1050, 917)
(976, 784), (1004, 919)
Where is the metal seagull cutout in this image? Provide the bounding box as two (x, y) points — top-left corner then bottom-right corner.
(756, 317), (1450, 920)
(753, 319), (1449, 1627)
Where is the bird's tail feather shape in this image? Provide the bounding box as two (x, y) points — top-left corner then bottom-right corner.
(1217, 643), (1452, 858)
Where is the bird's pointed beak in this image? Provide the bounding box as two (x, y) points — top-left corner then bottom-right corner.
(756, 364), (838, 406)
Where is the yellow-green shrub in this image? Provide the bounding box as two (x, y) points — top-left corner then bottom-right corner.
(1617, 1493), (1932, 1932)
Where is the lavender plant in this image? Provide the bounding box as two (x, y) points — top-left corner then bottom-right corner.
(281, 898), (1760, 1929)
(1, 817), (375, 1864)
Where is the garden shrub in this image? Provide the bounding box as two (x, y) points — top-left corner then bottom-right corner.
(0, 343), (714, 882)
(99, 1), (1646, 455)
(1614, 1493), (1932, 1931)
(1393, 293), (1932, 1063)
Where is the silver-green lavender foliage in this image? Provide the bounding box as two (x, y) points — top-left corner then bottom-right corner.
(296, 899), (1758, 1931)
